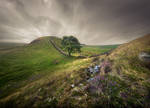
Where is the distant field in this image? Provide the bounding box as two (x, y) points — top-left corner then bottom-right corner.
(80, 45), (119, 56)
(0, 43), (25, 50)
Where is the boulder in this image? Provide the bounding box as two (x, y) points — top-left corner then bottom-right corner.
(139, 52), (150, 68)
(139, 52), (150, 63)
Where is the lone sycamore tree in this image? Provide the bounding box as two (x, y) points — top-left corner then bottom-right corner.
(61, 36), (81, 56)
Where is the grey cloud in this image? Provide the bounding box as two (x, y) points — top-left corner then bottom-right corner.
(0, 0), (149, 44)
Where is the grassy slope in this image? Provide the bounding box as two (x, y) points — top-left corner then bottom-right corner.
(105, 34), (150, 107)
(29, 34), (150, 108)
(81, 45), (118, 56)
(0, 36), (87, 98)
(1, 35), (150, 108)
(0, 37), (121, 107)
(109, 34), (150, 77)
(60, 34), (150, 107)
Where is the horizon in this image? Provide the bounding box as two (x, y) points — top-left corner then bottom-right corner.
(0, 0), (150, 45)
(0, 35), (133, 46)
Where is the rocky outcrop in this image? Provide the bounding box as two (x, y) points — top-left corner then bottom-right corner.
(139, 52), (150, 68)
(139, 52), (150, 62)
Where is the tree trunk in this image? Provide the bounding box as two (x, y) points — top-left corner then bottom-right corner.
(68, 49), (71, 56)
(68, 51), (71, 56)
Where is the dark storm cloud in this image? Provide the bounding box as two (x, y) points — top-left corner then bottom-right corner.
(0, 0), (149, 44)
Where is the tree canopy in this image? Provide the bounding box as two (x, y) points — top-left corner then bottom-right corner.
(61, 36), (81, 56)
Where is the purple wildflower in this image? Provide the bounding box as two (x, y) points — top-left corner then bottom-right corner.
(95, 75), (101, 81)
(120, 92), (128, 98)
(100, 75), (105, 80)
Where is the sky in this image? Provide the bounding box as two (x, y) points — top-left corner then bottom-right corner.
(0, 0), (150, 45)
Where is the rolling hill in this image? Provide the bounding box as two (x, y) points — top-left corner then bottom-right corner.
(0, 36), (90, 99)
(108, 34), (150, 79)
(0, 35), (149, 108)
(104, 34), (150, 107)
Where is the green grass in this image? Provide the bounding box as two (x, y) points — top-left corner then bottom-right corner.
(0, 35), (150, 107)
(0, 37), (119, 99)
(80, 45), (119, 56)
(0, 37), (77, 98)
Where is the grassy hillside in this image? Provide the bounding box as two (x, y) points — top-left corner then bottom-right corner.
(54, 34), (150, 107)
(1, 35), (149, 108)
(109, 34), (150, 76)
(0, 36), (90, 99)
(0, 36), (116, 100)
(105, 34), (150, 107)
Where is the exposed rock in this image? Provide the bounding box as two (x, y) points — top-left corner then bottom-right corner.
(87, 65), (100, 74)
(38, 88), (42, 92)
(79, 83), (83, 86)
(87, 78), (94, 82)
(46, 97), (56, 103)
(72, 96), (82, 101)
(72, 87), (80, 92)
(139, 52), (150, 63)
(139, 52), (150, 68)
(71, 84), (75, 88)
(46, 97), (52, 103)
